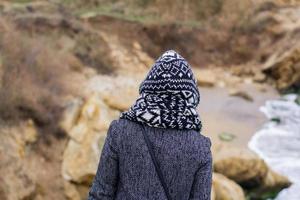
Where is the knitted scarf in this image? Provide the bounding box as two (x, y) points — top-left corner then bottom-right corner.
(120, 50), (202, 132)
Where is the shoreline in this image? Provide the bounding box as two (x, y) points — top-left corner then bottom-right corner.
(198, 84), (279, 147)
(248, 94), (300, 200)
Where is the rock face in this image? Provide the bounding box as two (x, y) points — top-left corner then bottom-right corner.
(86, 75), (141, 111)
(213, 144), (268, 187)
(0, 119), (68, 200)
(263, 46), (300, 90)
(247, 3), (300, 90)
(101, 77), (140, 111)
(228, 89), (254, 102)
(213, 143), (291, 190)
(61, 93), (120, 183)
(262, 169), (291, 190)
(212, 173), (246, 200)
(99, 33), (154, 76)
(64, 181), (82, 200)
(0, 121), (37, 200)
(194, 69), (217, 87)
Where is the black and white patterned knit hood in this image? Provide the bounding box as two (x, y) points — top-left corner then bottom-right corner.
(120, 50), (202, 132)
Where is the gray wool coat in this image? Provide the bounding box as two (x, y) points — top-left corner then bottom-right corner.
(87, 118), (212, 200)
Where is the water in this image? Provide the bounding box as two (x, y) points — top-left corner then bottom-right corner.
(248, 94), (300, 200)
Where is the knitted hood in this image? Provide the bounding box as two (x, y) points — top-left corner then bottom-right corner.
(120, 50), (202, 131)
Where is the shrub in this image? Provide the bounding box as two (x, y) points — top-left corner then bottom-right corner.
(0, 19), (69, 131)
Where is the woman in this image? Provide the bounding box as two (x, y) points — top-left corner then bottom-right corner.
(88, 50), (212, 200)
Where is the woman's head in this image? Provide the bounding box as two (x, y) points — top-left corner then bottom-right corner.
(139, 50), (200, 107)
(120, 50), (202, 131)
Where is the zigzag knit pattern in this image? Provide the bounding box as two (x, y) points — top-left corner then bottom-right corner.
(120, 50), (202, 131)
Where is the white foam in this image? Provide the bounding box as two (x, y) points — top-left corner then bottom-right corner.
(248, 95), (300, 200)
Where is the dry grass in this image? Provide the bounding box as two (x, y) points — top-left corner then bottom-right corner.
(0, 19), (70, 132)
(62, 0), (224, 23)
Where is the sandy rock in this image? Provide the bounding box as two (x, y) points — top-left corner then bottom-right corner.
(262, 169), (291, 190)
(62, 93), (119, 183)
(263, 46), (300, 90)
(253, 5), (300, 36)
(62, 128), (106, 184)
(228, 89), (254, 102)
(211, 186), (216, 200)
(60, 98), (83, 133)
(194, 69), (217, 87)
(243, 78), (253, 85)
(223, 75), (243, 88)
(102, 86), (138, 111)
(0, 168), (37, 200)
(213, 143), (291, 192)
(253, 71), (267, 83)
(230, 66), (254, 77)
(79, 94), (110, 129)
(99, 32), (154, 76)
(0, 123), (39, 200)
(213, 144), (269, 188)
(65, 54), (83, 72)
(247, 4), (300, 90)
(87, 75), (141, 111)
(212, 173), (246, 200)
(255, 84), (268, 92)
(4, 120), (39, 158)
(23, 119), (38, 144)
(228, 65), (263, 85)
(68, 94), (119, 142)
(64, 181), (81, 200)
(83, 67), (98, 79)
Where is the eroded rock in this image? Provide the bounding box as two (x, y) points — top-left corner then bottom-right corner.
(0, 121), (39, 200)
(263, 46), (300, 90)
(213, 143), (291, 190)
(212, 173), (246, 200)
(86, 75), (140, 111)
(229, 89), (254, 102)
(213, 144), (268, 187)
(194, 69), (217, 87)
(61, 93), (120, 183)
(262, 169), (291, 190)
(64, 180), (82, 200)
(0, 166), (37, 200)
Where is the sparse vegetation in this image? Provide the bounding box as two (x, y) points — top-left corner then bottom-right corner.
(62, 0), (225, 25)
(218, 132), (236, 142)
(0, 20), (68, 129)
(246, 189), (281, 200)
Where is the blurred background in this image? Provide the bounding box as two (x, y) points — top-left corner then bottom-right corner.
(0, 0), (300, 199)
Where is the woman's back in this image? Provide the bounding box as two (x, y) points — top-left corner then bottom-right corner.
(88, 119), (212, 200)
(88, 50), (212, 200)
